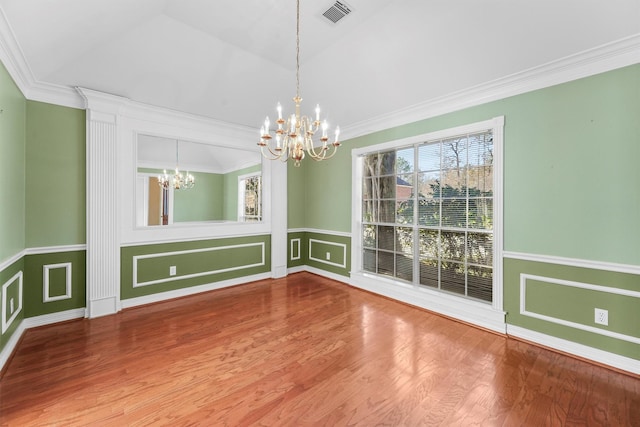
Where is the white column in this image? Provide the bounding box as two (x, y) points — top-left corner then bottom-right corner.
(78, 88), (127, 318)
(270, 160), (288, 278)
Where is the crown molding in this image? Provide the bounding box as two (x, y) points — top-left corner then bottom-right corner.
(342, 34), (640, 140)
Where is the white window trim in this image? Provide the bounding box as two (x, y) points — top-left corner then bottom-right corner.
(350, 116), (505, 332)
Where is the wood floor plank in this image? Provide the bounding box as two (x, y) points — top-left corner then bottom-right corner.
(1, 272), (638, 426)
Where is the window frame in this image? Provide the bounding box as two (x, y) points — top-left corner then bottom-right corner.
(238, 172), (263, 222)
(351, 117), (505, 323)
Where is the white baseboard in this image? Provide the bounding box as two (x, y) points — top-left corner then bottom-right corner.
(121, 272), (272, 309)
(507, 325), (639, 375)
(23, 308), (86, 329)
(288, 265), (351, 285)
(0, 320), (26, 373)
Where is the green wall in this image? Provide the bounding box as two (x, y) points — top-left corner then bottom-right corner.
(300, 64), (640, 266)
(223, 163), (261, 221)
(174, 171), (223, 222)
(0, 62), (26, 262)
(25, 101), (86, 247)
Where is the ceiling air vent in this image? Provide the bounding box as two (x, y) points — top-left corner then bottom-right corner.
(322, 1), (352, 24)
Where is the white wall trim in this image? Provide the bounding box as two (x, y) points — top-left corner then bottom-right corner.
(290, 238), (301, 261)
(0, 319), (26, 372)
(25, 244), (86, 256)
(287, 228), (352, 238)
(308, 239), (347, 269)
(122, 272), (271, 309)
(22, 308), (85, 329)
(132, 242), (266, 287)
(504, 251), (640, 276)
(1, 245), (86, 272)
(43, 263), (73, 302)
(520, 273), (640, 345)
(350, 271), (506, 333)
(343, 34), (640, 140)
(507, 325), (639, 375)
(0, 251), (24, 272)
(287, 265), (351, 285)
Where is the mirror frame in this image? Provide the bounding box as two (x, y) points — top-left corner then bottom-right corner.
(119, 114), (272, 245)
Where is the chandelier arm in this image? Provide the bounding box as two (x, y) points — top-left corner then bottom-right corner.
(260, 145), (288, 161)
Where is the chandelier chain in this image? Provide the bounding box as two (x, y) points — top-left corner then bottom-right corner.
(296, 0), (300, 99)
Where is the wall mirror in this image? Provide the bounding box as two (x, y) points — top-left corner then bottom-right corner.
(136, 134), (262, 227)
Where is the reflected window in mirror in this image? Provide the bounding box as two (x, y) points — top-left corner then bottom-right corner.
(238, 173), (262, 222)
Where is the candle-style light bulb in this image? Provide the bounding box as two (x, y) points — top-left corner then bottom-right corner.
(276, 103), (282, 120)
(334, 126), (340, 142)
(264, 117), (270, 133)
(322, 120), (328, 138)
(315, 104), (320, 121)
(276, 133), (281, 149)
(290, 114), (296, 133)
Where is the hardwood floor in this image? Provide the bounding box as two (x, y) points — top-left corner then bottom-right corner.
(1, 272), (638, 426)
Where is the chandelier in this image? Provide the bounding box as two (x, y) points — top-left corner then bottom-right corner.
(258, 0), (340, 167)
(158, 140), (195, 190)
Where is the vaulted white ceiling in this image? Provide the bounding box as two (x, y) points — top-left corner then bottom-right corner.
(1, 0), (639, 132)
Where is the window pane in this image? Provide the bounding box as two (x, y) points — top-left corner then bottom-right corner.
(418, 198), (440, 227)
(363, 225), (376, 248)
(467, 232), (493, 266)
(441, 261), (465, 295)
(379, 200), (396, 223)
(377, 251), (394, 277)
(468, 265), (492, 302)
(418, 143), (440, 172)
(441, 231), (465, 262)
(468, 198), (493, 230)
(363, 151), (395, 176)
(396, 148), (414, 173)
(440, 199), (467, 228)
(396, 254), (413, 282)
(396, 227), (413, 255)
(363, 200), (396, 223)
(378, 226), (395, 251)
(363, 249), (376, 272)
(419, 258), (438, 288)
(417, 171), (440, 198)
(396, 199), (413, 225)
(419, 229), (439, 258)
(363, 177), (374, 200)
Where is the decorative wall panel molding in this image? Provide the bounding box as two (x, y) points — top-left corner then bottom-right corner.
(43, 263), (72, 303)
(519, 273), (640, 345)
(1, 271), (22, 334)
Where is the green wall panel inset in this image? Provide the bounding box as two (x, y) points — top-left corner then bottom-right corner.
(121, 234), (271, 299)
(524, 278), (640, 338)
(47, 266), (69, 298)
(24, 251), (86, 317)
(135, 243), (265, 285)
(0, 258), (24, 352)
(504, 257), (640, 360)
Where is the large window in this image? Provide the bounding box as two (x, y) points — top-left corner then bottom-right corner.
(355, 118), (503, 305)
